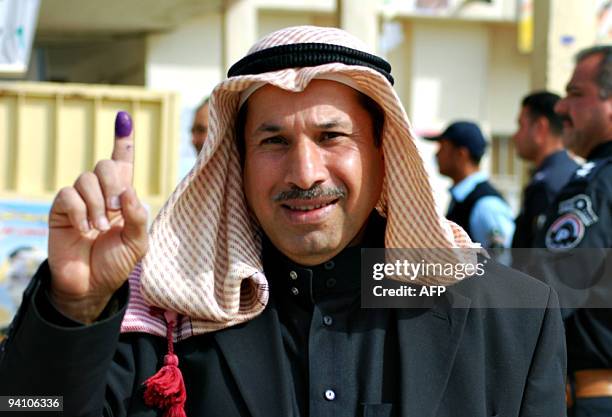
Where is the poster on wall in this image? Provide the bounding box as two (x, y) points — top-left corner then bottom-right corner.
(416, 0), (450, 13)
(0, 200), (49, 329)
(0, 0), (40, 76)
(597, 0), (612, 42)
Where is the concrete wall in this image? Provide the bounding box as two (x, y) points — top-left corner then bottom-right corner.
(31, 36), (146, 85)
(389, 20), (529, 137)
(408, 19), (490, 135)
(258, 10), (335, 38)
(385, 18), (530, 213)
(486, 24), (531, 136)
(146, 13), (224, 179)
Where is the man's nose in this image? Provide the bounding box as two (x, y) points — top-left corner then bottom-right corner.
(284, 138), (327, 190)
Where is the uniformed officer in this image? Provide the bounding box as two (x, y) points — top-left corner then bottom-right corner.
(511, 91), (578, 249)
(532, 45), (612, 416)
(426, 121), (515, 249)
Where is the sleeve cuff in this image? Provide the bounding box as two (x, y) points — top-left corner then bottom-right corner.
(34, 262), (129, 327)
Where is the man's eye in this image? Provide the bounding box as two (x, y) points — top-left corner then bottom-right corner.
(261, 136), (287, 145)
(320, 132), (344, 141)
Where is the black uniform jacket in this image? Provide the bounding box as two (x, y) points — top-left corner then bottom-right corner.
(531, 141), (612, 373)
(512, 150), (578, 248)
(0, 252), (566, 416)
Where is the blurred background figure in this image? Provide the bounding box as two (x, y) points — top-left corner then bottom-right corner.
(1, 247), (45, 309)
(0, 246), (46, 334)
(191, 97), (209, 154)
(511, 91), (578, 248)
(426, 121), (515, 249)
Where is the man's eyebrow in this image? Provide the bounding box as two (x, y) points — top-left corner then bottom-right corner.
(315, 119), (351, 130)
(254, 122), (282, 134)
(253, 119), (352, 133)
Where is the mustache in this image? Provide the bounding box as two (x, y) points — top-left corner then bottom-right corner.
(272, 184), (347, 202)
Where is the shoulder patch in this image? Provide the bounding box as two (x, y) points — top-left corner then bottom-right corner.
(558, 194), (598, 226)
(575, 162), (596, 178)
(545, 213), (585, 250)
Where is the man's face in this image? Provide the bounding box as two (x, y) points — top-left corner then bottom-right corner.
(242, 80), (384, 266)
(191, 103), (209, 154)
(512, 106), (538, 161)
(435, 138), (458, 178)
(555, 53), (612, 157)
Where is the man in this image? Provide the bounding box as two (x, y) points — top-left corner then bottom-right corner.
(511, 91), (578, 248)
(191, 97), (209, 154)
(427, 121), (515, 249)
(0, 26), (565, 417)
(531, 45), (612, 416)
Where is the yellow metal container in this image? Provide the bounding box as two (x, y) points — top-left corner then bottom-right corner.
(0, 82), (180, 215)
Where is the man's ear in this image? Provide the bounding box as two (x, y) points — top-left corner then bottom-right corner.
(534, 116), (549, 145)
(457, 146), (471, 163)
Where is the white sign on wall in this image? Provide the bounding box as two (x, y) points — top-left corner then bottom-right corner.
(0, 0), (40, 76)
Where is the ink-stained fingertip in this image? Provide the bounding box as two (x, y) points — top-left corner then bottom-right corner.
(115, 111), (133, 138)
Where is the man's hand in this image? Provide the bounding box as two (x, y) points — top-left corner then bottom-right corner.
(47, 111), (148, 323)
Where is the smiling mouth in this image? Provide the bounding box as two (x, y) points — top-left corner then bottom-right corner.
(281, 199), (339, 211)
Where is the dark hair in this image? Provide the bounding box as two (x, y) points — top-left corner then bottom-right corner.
(521, 91), (563, 136)
(469, 154), (482, 166)
(576, 45), (612, 99)
(234, 89), (384, 164)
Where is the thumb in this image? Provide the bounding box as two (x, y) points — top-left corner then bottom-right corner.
(120, 186), (149, 256)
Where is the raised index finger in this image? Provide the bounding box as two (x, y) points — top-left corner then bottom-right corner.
(112, 111), (135, 185)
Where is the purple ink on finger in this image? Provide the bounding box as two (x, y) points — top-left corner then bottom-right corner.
(115, 111), (133, 138)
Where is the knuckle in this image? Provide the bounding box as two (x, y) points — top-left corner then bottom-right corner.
(54, 188), (86, 217)
(74, 171), (96, 188)
(56, 186), (73, 200)
(55, 187), (77, 206)
(94, 159), (114, 174)
(95, 161), (120, 190)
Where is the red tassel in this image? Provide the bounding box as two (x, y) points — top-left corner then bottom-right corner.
(143, 311), (187, 417)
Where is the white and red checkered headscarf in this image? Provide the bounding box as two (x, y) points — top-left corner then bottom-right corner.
(121, 26), (478, 340)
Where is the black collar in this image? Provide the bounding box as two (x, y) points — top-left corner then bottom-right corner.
(262, 211), (386, 308)
(587, 141), (612, 161)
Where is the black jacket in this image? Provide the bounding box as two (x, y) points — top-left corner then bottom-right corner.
(512, 150), (578, 248)
(0, 256), (566, 417)
(531, 141), (612, 372)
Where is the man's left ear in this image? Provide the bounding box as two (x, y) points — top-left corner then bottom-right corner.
(534, 116), (549, 143)
(458, 146), (471, 163)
